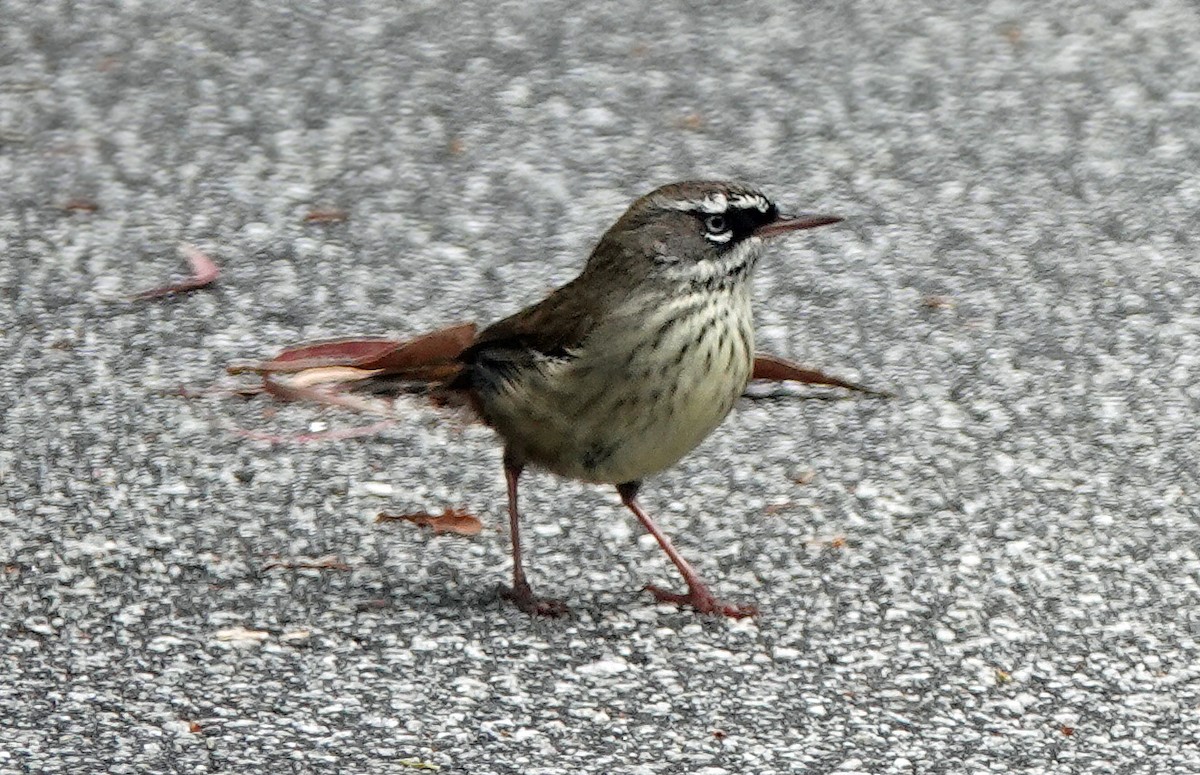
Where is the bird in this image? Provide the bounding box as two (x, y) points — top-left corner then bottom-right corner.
(442, 180), (847, 618)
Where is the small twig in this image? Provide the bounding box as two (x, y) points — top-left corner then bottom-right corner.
(131, 243), (220, 300)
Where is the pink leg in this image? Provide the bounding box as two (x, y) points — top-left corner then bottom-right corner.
(498, 456), (568, 617)
(617, 482), (757, 619)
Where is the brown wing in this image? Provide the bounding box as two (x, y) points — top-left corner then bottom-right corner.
(451, 277), (600, 395)
(460, 276), (599, 362)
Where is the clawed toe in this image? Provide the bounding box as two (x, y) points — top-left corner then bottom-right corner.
(644, 583), (758, 619)
(499, 582), (569, 617)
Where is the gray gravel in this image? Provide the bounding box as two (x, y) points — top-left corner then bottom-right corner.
(3, 1), (1199, 773)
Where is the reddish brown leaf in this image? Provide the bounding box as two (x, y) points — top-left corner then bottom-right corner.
(229, 323), (476, 377)
(132, 244), (221, 300)
(921, 295), (957, 309)
(62, 197), (99, 213)
(368, 323), (477, 370)
(1059, 725), (1075, 737)
(273, 366), (383, 391)
(303, 209), (348, 223)
(376, 507), (482, 536)
(187, 721), (203, 734)
(752, 353), (889, 395)
(257, 374), (391, 413)
(229, 338), (403, 375)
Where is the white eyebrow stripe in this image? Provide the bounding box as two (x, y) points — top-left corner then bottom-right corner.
(661, 191), (772, 214)
(662, 192), (727, 213)
(729, 193), (771, 212)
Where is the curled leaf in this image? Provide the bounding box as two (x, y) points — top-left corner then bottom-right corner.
(62, 197), (99, 213)
(132, 243), (220, 300)
(751, 354), (890, 396)
(303, 209), (348, 223)
(377, 507), (482, 536)
(229, 324), (477, 376)
(258, 375), (391, 414)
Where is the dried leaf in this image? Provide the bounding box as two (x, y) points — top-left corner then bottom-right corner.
(132, 243), (220, 300)
(398, 759), (440, 772)
(259, 375), (391, 415)
(187, 721), (203, 734)
(1059, 725), (1075, 737)
(377, 507), (482, 536)
(61, 197), (99, 213)
(229, 323), (476, 377)
(304, 209), (348, 224)
(752, 354), (889, 395)
(285, 366), (383, 389)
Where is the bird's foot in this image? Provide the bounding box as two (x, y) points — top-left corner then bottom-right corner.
(499, 581), (569, 617)
(644, 583), (758, 619)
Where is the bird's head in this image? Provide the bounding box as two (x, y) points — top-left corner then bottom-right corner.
(588, 181), (841, 289)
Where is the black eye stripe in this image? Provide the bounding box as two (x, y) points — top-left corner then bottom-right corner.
(695, 206), (775, 241)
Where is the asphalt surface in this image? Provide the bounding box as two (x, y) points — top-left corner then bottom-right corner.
(3, 1), (1199, 773)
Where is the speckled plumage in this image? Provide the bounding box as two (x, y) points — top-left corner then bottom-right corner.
(459, 182), (783, 481)
(453, 180), (840, 616)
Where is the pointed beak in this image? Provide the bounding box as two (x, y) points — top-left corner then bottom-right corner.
(754, 212), (842, 239)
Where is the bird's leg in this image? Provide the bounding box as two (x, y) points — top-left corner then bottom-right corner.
(617, 482), (757, 619)
(498, 454), (568, 617)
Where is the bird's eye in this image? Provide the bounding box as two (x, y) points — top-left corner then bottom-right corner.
(704, 214), (728, 233)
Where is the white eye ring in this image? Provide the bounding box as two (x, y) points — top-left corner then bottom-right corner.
(704, 214), (728, 234)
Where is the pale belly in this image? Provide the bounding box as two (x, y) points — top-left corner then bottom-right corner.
(483, 290), (755, 484)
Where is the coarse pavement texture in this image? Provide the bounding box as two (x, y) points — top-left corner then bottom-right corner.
(2, 1), (1199, 773)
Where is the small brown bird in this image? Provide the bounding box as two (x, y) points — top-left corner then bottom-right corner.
(447, 181), (846, 618)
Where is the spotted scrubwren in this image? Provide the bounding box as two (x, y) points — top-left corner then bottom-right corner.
(449, 180), (842, 618)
